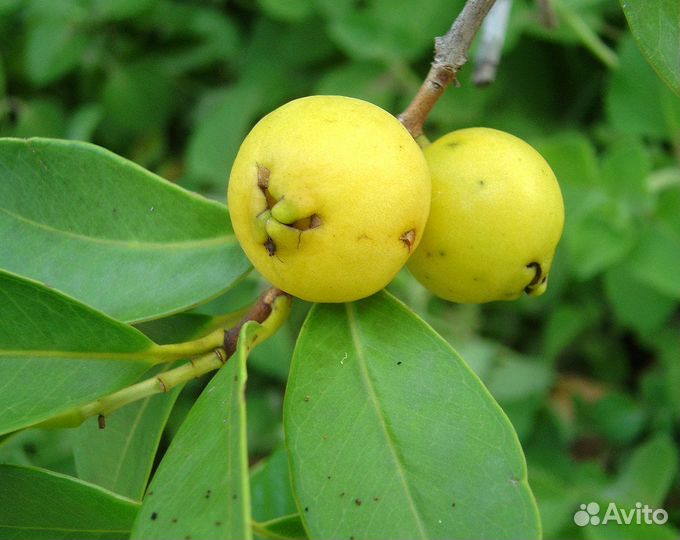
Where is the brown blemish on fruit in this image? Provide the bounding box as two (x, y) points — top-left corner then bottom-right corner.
(357, 233), (371, 241)
(400, 229), (416, 251)
(265, 237), (277, 256)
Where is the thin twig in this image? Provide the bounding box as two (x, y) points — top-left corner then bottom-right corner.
(536, 0), (558, 29)
(473, 0), (512, 87)
(398, 0), (497, 138)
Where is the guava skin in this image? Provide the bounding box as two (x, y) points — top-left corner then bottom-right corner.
(228, 95), (431, 303)
(408, 127), (564, 304)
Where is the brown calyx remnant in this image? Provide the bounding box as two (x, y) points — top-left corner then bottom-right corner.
(400, 229), (416, 251)
(523, 261), (544, 294)
(255, 163), (322, 256)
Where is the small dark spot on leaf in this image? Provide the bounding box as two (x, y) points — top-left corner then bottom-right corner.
(452, 502), (456, 507)
(438, 250), (445, 256)
(478, 179), (485, 186)
(147, 491), (154, 496)
(340, 492), (345, 497)
(215, 521), (222, 526)
(327, 475), (332, 480)
(98, 414), (106, 429)
(232, 494), (238, 500)
(234, 375), (238, 382)
(304, 507), (309, 512)
(322, 433), (328, 440)
(185, 536), (192, 540)
(304, 395), (311, 402)
(373, 496), (380, 501)
(205, 490), (211, 499)
(397, 361), (402, 365)
(171, 518), (177, 523)
(23, 443), (37, 456)
(151, 512), (158, 521)
(426, 251), (433, 258)
(355, 498), (362, 506)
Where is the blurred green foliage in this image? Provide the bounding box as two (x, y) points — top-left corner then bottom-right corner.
(1, 0), (678, 538)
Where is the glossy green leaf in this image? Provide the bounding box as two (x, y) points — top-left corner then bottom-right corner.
(0, 137), (250, 322)
(620, 0), (679, 95)
(73, 368), (182, 500)
(285, 292), (540, 540)
(0, 464), (140, 540)
(131, 324), (260, 540)
(251, 445), (298, 522)
(0, 428), (75, 472)
(255, 515), (307, 540)
(0, 270), (154, 435)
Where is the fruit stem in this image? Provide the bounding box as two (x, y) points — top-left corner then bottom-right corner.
(35, 289), (292, 429)
(398, 0), (497, 138)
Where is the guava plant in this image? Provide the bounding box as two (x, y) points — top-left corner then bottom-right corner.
(0, 1), (570, 539)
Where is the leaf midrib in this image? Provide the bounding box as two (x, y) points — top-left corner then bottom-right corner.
(345, 303), (428, 539)
(0, 349), (155, 362)
(1, 207), (235, 250)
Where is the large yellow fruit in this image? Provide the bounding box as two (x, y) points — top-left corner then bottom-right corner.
(228, 95), (431, 303)
(408, 127), (564, 303)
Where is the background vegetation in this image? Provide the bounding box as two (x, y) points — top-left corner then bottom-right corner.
(1, 0), (678, 538)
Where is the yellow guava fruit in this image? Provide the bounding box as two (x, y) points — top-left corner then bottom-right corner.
(228, 95), (431, 303)
(408, 127), (564, 303)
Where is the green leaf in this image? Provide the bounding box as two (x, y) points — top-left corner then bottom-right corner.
(101, 62), (174, 140)
(0, 270), (154, 435)
(256, 0), (314, 22)
(0, 464), (140, 540)
(606, 35), (680, 141)
(0, 138), (250, 322)
(130, 324), (260, 540)
(314, 62), (397, 111)
(620, 0), (680, 95)
(73, 367), (182, 500)
(251, 446), (298, 522)
(0, 428), (75, 472)
(600, 137), (651, 205)
(24, 19), (88, 86)
(186, 84), (264, 189)
(603, 435), (678, 508)
(603, 265), (677, 334)
(255, 515), (308, 540)
(284, 292), (540, 539)
(626, 222), (680, 299)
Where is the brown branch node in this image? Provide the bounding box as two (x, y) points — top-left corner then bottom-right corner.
(398, 0), (497, 138)
(222, 288), (288, 359)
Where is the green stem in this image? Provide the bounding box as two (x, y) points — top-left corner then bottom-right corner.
(149, 327), (227, 363)
(36, 290), (292, 429)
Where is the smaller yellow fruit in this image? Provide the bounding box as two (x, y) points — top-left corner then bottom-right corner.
(408, 127), (564, 303)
